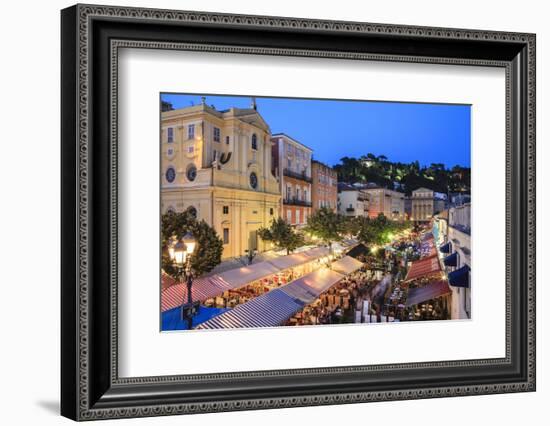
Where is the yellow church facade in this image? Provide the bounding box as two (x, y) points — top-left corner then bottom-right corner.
(161, 99), (281, 259)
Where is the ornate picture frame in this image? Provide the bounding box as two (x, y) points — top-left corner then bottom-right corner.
(61, 4), (535, 420)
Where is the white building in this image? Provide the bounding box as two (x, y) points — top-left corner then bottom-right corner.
(337, 183), (369, 217)
(439, 203), (471, 320)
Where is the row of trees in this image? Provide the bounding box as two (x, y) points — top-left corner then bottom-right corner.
(161, 207), (411, 278)
(259, 207), (411, 254)
(333, 154), (470, 195)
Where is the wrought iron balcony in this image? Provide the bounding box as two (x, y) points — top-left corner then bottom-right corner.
(284, 197), (312, 207)
(283, 168), (312, 183)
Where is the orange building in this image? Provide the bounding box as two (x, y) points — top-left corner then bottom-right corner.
(271, 133), (312, 226)
(311, 160), (338, 212)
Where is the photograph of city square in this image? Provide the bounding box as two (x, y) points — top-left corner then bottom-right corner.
(159, 94), (471, 332)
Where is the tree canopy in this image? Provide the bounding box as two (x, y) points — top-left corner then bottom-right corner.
(332, 154), (470, 195)
(258, 217), (305, 255)
(304, 207), (345, 246)
(161, 210), (223, 277)
(355, 214), (412, 246)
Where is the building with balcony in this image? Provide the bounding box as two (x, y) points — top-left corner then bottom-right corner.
(311, 160), (338, 212)
(337, 183), (369, 217)
(271, 133), (312, 226)
(361, 186), (405, 220)
(411, 187), (435, 222)
(411, 187), (449, 222)
(161, 98), (281, 259)
(437, 203), (471, 320)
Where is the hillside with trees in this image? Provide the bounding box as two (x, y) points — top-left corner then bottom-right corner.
(332, 154), (470, 195)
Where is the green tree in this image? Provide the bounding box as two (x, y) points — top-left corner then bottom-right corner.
(161, 100), (174, 112)
(161, 210), (223, 277)
(356, 214), (412, 246)
(258, 217), (305, 255)
(304, 207), (345, 250)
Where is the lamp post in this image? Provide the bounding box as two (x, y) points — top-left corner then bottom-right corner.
(169, 232), (198, 329)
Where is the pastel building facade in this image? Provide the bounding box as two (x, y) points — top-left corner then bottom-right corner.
(411, 187), (435, 222)
(363, 187), (405, 220)
(446, 203), (471, 319)
(337, 183), (369, 217)
(311, 160), (338, 212)
(161, 101), (281, 259)
(271, 133), (312, 226)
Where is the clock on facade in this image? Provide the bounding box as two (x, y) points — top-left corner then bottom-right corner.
(165, 167), (176, 183)
(249, 172), (258, 189)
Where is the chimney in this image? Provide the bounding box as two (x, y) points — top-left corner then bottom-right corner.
(251, 97), (257, 110)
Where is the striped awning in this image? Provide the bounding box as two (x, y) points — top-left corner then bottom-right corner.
(217, 261), (280, 288)
(162, 245), (337, 313)
(331, 256), (364, 275)
(161, 275), (232, 312)
(280, 268), (344, 304)
(405, 255), (442, 281)
(267, 252), (312, 270)
(196, 289), (304, 329)
(303, 246), (331, 259)
(196, 268), (347, 330)
(406, 280), (451, 306)
(161, 272), (177, 291)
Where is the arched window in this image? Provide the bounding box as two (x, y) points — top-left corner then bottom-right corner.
(251, 134), (258, 150)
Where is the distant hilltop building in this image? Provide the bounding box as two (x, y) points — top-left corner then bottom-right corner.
(271, 133), (312, 226)
(161, 99), (281, 259)
(311, 160), (338, 212)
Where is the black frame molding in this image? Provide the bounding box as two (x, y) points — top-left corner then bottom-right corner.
(61, 4), (536, 421)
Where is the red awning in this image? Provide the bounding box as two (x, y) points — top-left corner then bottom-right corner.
(161, 272), (177, 291)
(405, 255), (442, 281)
(406, 280), (451, 306)
(161, 275), (232, 312)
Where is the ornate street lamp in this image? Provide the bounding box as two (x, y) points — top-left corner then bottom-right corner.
(168, 232), (198, 329)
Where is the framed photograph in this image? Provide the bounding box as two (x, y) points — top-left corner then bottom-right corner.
(61, 4), (536, 421)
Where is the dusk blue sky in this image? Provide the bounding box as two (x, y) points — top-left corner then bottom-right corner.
(161, 93), (471, 168)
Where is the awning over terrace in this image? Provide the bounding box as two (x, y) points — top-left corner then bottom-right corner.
(331, 255), (364, 275)
(195, 288), (306, 329)
(161, 275), (233, 312)
(406, 280), (451, 306)
(279, 268), (345, 305)
(196, 263), (357, 330)
(268, 247), (330, 270)
(404, 255), (442, 281)
(217, 261), (280, 288)
(161, 245), (333, 312)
